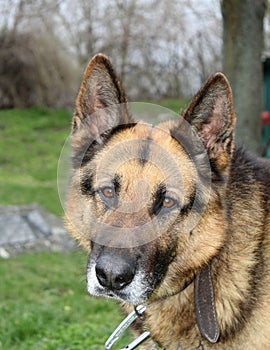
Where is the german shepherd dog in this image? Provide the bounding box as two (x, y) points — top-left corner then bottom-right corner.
(65, 54), (270, 349)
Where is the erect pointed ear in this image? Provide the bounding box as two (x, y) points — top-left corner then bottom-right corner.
(181, 73), (236, 170)
(72, 53), (131, 136)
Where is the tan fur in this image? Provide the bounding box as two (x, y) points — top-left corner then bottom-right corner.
(65, 54), (270, 349)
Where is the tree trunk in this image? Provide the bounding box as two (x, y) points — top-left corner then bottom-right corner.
(221, 0), (266, 155)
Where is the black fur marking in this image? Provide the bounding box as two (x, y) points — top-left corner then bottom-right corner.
(81, 172), (94, 195)
(82, 123), (137, 166)
(104, 122), (137, 140)
(150, 184), (166, 216)
(80, 139), (103, 167)
(233, 147), (270, 186)
(181, 189), (196, 215)
(209, 159), (225, 184)
(113, 174), (121, 195)
(138, 138), (151, 165)
(72, 123), (137, 169)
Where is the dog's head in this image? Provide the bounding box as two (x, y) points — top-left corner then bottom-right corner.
(65, 54), (235, 305)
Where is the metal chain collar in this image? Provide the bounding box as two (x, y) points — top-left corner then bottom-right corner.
(104, 305), (150, 350)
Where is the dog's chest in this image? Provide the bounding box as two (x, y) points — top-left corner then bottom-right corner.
(144, 291), (204, 349)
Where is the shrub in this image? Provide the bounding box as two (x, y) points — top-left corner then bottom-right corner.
(0, 31), (79, 109)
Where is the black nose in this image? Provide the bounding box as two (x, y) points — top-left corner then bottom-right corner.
(95, 253), (135, 290)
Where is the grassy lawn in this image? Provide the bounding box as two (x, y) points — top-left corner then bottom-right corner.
(0, 108), (71, 216)
(0, 251), (131, 350)
(157, 98), (187, 115)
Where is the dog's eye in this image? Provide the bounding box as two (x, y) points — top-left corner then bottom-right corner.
(162, 197), (176, 209)
(101, 187), (115, 198)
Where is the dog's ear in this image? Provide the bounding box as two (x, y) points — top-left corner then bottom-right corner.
(181, 73), (236, 169)
(72, 54), (131, 136)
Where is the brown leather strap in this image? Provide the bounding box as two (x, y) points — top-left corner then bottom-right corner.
(194, 265), (220, 343)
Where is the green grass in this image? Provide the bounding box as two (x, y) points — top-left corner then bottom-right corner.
(157, 98), (187, 115)
(0, 107), (71, 215)
(0, 251), (132, 350)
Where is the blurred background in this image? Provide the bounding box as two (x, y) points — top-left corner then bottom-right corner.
(1, 0), (270, 153)
(0, 1), (270, 349)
